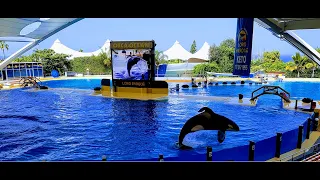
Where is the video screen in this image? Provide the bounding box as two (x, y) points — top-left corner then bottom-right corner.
(112, 49), (150, 80)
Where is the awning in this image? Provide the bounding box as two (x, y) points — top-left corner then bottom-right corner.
(0, 18), (83, 69)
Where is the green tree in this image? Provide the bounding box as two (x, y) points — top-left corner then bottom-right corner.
(208, 38), (235, 73)
(39, 51), (71, 75)
(99, 50), (111, 67)
(154, 50), (168, 76)
(292, 52), (307, 78)
(305, 61), (317, 78)
(13, 49), (71, 75)
(166, 59), (181, 64)
(304, 48), (320, 78)
(155, 50), (168, 65)
(250, 58), (263, 72)
(190, 40), (197, 54)
(262, 51), (281, 63)
(250, 51), (287, 73)
(193, 62), (220, 76)
(218, 56), (233, 73)
(13, 55), (34, 62)
(79, 49), (83, 52)
(285, 61), (297, 72)
(208, 44), (220, 63)
(0, 41), (9, 60)
(218, 38), (235, 61)
(70, 52), (112, 75)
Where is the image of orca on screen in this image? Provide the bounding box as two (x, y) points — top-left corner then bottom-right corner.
(112, 54), (149, 80)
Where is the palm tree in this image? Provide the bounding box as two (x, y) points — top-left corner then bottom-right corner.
(305, 60), (317, 78)
(297, 48), (320, 78)
(102, 50), (111, 67)
(292, 52), (307, 78)
(0, 41), (9, 60)
(155, 50), (168, 77)
(285, 61), (297, 72)
(155, 50), (168, 65)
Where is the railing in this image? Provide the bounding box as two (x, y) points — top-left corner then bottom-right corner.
(279, 143), (320, 162)
(251, 85), (290, 102)
(19, 76), (43, 87)
(302, 151), (320, 162)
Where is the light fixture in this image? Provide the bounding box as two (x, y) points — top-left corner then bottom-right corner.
(20, 22), (42, 36)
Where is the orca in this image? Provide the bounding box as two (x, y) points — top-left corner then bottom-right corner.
(178, 107), (240, 149)
(126, 56), (147, 78)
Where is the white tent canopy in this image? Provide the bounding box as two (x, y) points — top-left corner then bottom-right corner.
(50, 39), (111, 59)
(48, 39), (211, 61)
(191, 42), (210, 60)
(163, 40), (193, 61)
(162, 40), (210, 61)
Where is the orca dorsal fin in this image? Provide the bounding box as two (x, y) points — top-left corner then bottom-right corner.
(198, 107), (214, 115)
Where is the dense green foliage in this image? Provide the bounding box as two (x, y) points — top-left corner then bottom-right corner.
(13, 49), (112, 76)
(6, 38), (320, 78)
(193, 38), (235, 76)
(14, 49), (71, 76)
(71, 52), (111, 75)
(192, 38), (320, 78)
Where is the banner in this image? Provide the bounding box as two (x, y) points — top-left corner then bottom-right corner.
(111, 41), (153, 50)
(233, 18), (254, 77)
(110, 41), (155, 81)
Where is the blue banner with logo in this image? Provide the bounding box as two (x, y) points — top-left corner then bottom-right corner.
(233, 18), (254, 77)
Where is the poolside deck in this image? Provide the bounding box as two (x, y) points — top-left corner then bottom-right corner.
(282, 99), (319, 114)
(170, 94), (258, 106)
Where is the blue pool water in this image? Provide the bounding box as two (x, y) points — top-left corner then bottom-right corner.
(0, 79), (317, 161)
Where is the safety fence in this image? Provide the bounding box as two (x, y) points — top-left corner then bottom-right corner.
(101, 112), (319, 161)
(280, 143), (320, 162)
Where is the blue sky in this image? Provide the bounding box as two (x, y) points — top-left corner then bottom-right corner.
(4, 18), (320, 58)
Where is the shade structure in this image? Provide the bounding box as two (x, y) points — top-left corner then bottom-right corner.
(50, 39), (111, 59)
(0, 18), (83, 69)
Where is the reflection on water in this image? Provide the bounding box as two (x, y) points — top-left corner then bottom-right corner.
(108, 99), (159, 160)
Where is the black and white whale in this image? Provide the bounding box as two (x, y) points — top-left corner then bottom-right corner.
(178, 107), (240, 149)
(125, 56), (148, 78)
